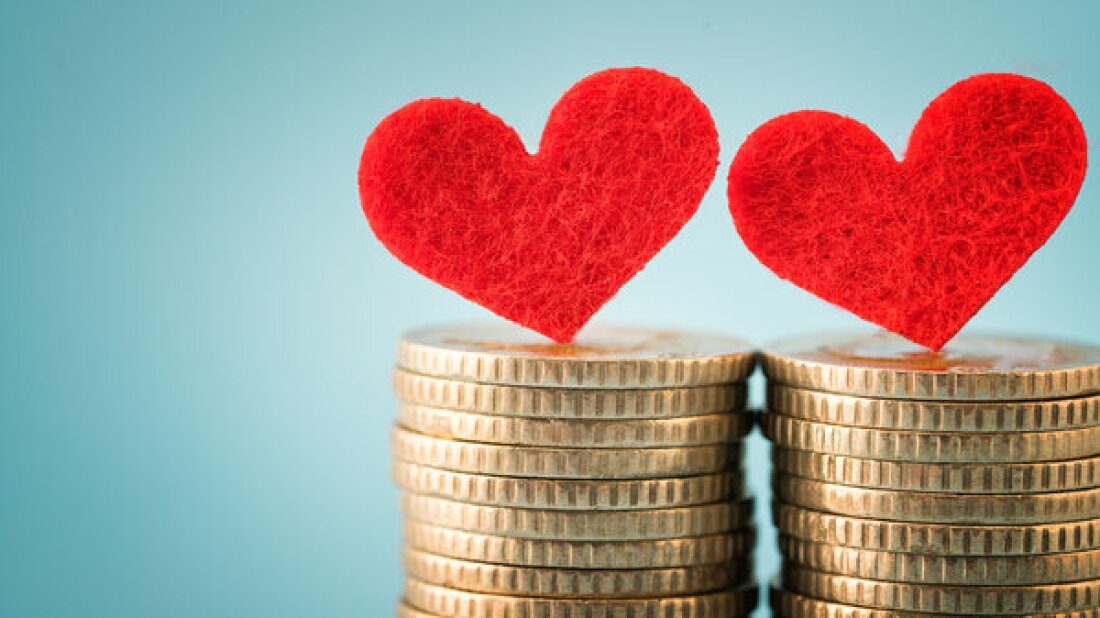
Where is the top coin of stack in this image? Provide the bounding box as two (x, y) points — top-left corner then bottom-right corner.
(760, 331), (1100, 617)
(389, 323), (760, 617)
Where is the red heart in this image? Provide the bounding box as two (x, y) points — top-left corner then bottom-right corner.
(359, 68), (718, 342)
(728, 74), (1087, 350)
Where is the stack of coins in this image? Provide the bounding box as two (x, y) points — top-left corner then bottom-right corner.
(388, 324), (759, 617)
(761, 332), (1100, 617)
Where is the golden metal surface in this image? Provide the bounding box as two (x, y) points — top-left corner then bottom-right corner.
(398, 324), (756, 387)
(397, 402), (752, 447)
(402, 522), (754, 568)
(392, 461), (741, 510)
(399, 493), (753, 540)
(762, 332), (1100, 400)
(392, 426), (740, 479)
(393, 370), (747, 419)
(402, 578), (758, 617)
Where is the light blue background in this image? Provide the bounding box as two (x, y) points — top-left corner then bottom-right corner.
(2, 2), (1098, 616)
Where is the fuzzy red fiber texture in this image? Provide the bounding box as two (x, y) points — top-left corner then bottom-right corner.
(728, 74), (1087, 350)
(359, 68), (719, 342)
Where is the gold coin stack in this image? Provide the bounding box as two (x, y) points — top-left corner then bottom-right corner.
(761, 332), (1100, 618)
(388, 324), (759, 617)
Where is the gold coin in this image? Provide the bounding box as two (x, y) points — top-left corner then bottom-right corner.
(392, 426), (740, 479)
(403, 578), (758, 617)
(769, 587), (1100, 618)
(399, 493), (753, 540)
(402, 548), (748, 597)
(397, 323), (756, 388)
(762, 413), (1100, 463)
(402, 522), (754, 568)
(769, 383), (1100, 432)
(780, 536), (1100, 585)
(393, 370), (747, 419)
(396, 602), (436, 618)
(393, 461), (741, 510)
(780, 564), (1100, 614)
(396, 402), (753, 447)
(774, 504), (1100, 556)
(772, 447), (1100, 494)
(762, 332), (1100, 400)
(773, 475), (1100, 524)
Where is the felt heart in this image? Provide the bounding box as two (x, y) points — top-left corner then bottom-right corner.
(728, 74), (1087, 350)
(359, 68), (718, 342)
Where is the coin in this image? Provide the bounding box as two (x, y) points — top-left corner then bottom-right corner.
(392, 426), (740, 479)
(397, 323), (757, 388)
(393, 370), (747, 419)
(402, 522), (754, 568)
(779, 536), (1100, 585)
(773, 475), (1100, 524)
(393, 461), (741, 510)
(773, 504), (1100, 555)
(396, 402), (753, 447)
(399, 493), (753, 540)
(762, 332), (1100, 400)
(395, 602), (435, 618)
(768, 383), (1100, 432)
(772, 447), (1100, 494)
(403, 578), (758, 617)
(780, 564), (1100, 614)
(403, 548), (748, 597)
(762, 413), (1100, 463)
(769, 587), (1100, 618)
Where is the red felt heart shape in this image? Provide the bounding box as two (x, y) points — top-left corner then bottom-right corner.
(359, 68), (718, 342)
(728, 74), (1087, 349)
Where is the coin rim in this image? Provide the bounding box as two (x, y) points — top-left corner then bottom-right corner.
(768, 586), (1100, 618)
(402, 548), (750, 597)
(393, 369), (749, 419)
(762, 412), (1100, 463)
(773, 475), (1100, 524)
(399, 324), (757, 388)
(392, 460), (742, 510)
(772, 447), (1100, 494)
(773, 503), (1100, 555)
(779, 535), (1100, 585)
(762, 333), (1100, 401)
(399, 493), (755, 540)
(402, 522), (756, 568)
(402, 577), (759, 616)
(780, 563), (1100, 614)
(392, 426), (742, 479)
(768, 383), (1100, 431)
(397, 402), (753, 447)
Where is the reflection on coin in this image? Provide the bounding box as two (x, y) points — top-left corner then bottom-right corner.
(402, 522), (754, 568)
(397, 402), (752, 447)
(403, 548), (747, 597)
(774, 504), (1100, 556)
(403, 578), (758, 617)
(781, 564), (1100, 614)
(772, 448), (1100, 494)
(399, 493), (753, 540)
(392, 426), (740, 479)
(768, 384), (1100, 432)
(762, 413), (1100, 463)
(773, 475), (1100, 524)
(780, 536), (1100, 585)
(763, 332), (1100, 400)
(393, 370), (747, 419)
(393, 461), (740, 510)
(769, 587), (1100, 618)
(398, 323), (757, 388)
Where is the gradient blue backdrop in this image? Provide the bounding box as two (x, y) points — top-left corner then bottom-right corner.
(2, 2), (1098, 616)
